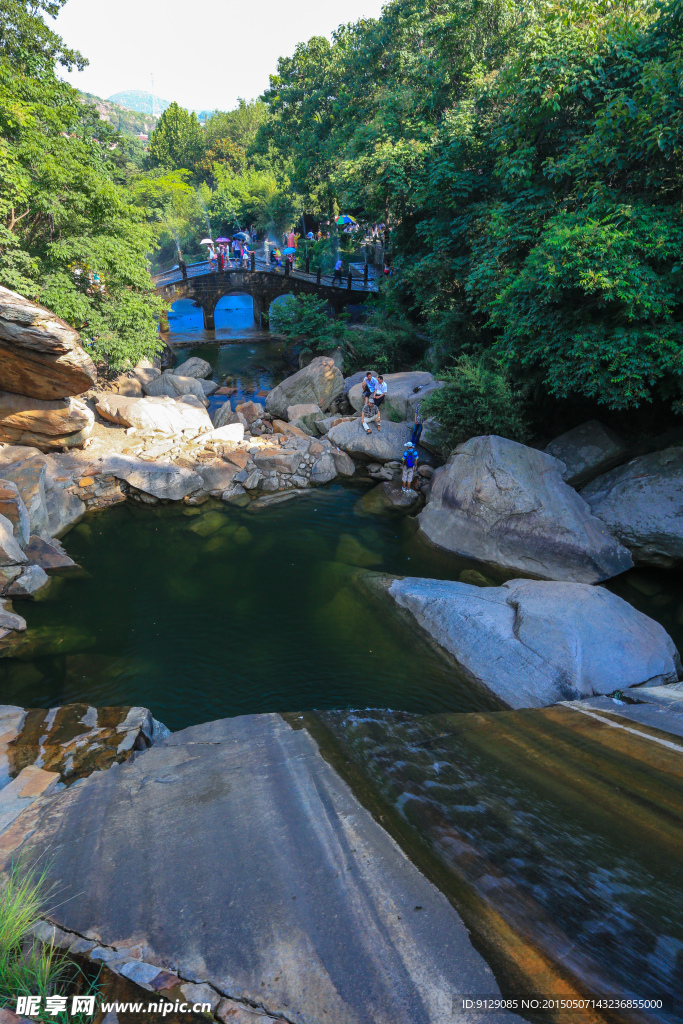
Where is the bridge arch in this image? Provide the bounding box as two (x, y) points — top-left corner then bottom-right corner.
(155, 266), (373, 333)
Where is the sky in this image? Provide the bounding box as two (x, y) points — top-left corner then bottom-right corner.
(54, 0), (388, 112)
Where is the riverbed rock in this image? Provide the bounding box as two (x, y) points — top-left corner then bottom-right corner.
(200, 379), (218, 397)
(0, 598), (26, 631)
(581, 446), (683, 567)
(286, 403), (323, 436)
(173, 356), (212, 379)
(95, 394), (212, 435)
(272, 419), (309, 438)
(418, 435), (633, 583)
(45, 486), (85, 538)
(102, 456), (203, 502)
(204, 424), (245, 444)
(0, 285), (97, 399)
(23, 535), (78, 574)
(385, 576), (681, 708)
(0, 514), (27, 566)
(310, 453), (337, 485)
(0, 391), (94, 450)
(348, 371), (442, 421)
(5, 564), (49, 599)
(235, 401), (264, 426)
(0, 480), (30, 547)
(132, 365), (161, 388)
(195, 460), (239, 493)
(265, 357), (343, 419)
(330, 448), (355, 477)
(327, 418), (412, 463)
(419, 417), (445, 456)
(315, 414), (358, 435)
(143, 372), (207, 404)
(545, 420), (629, 488)
(253, 449), (300, 475)
(212, 403), (246, 430)
(0, 448), (49, 538)
(358, 481), (420, 514)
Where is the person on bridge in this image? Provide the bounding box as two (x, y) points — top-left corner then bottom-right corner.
(332, 257), (343, 285)
(242, 243), (250, 268)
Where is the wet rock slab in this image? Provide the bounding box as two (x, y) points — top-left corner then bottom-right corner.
(11, 713), (514, 1024)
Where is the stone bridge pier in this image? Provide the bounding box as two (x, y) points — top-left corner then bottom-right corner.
(155, 267), (371, 332)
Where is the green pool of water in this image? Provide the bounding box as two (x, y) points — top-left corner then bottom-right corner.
(0, 484), (499, 730)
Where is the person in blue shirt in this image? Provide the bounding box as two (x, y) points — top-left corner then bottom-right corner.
(401, 442), (419, 493)
(362, 370), (378, 401)
(332, 258), (343, 285)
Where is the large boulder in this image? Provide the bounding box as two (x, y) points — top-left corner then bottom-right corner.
(173, 356), (212, 379)
(0, 286), (97, 399)
(102, 456), (203, 501)
(357, 480), (420, 514)
(287, 403), (322, 437)
(545, 420), (629, 488)
(265, 357), (343, 419)
(0, 391), (94, 451)
(581, 446), (683, 567)
(348, 371), (442, 420)
(0, 480), (30, 547)
(5, 563), (49, 599)
(0, 447), (49, 537)
(143, 372), (207, 404)
(0, 513), (27, 566)
(195, 461), (239, 493)
(386, 576), (681, 708)
(327, 419), (413, 463)
(45, 486), (85, 538)
(418, 435), (633, 583)
(95, 394), (212, 435)
(23, 535), (79, 574)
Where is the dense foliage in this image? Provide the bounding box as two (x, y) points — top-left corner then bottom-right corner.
(260, 0), (683, 422)
(0, 0), (164, 368)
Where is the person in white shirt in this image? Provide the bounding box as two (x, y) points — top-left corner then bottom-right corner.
(372, 375), (387, 431)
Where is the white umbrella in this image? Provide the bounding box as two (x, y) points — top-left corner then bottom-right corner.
(200, 238), (213, 245)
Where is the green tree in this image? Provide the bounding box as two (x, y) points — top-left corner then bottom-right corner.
(0, 0), (165, 367)
(147, 102), (205, 171)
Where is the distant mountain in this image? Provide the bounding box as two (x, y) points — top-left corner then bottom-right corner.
(108, 90), (171, 116)
(79, 91), (159, 136)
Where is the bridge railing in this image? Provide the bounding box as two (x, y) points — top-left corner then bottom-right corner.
(152, 255), (379, 293)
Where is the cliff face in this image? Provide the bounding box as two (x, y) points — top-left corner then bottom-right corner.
(0, 286), (96, 451)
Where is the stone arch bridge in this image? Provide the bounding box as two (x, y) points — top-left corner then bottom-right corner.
(154, 263), (376, 330)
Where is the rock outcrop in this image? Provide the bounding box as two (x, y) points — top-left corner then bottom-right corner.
(418, 435), (633, 583)
(545, 420), (629, 488)
(385, 575), (681, 708)
(0, 286), (97, 400)
(581, 446), (683, 567)
(265, 357), (343, 419)
(173, 356), (212, 379)
(348, 371), (442, 420)
(0, 391), (94, 450)
(143, 372), (207, 404)
(95, 393), (212, 434)
(327, 418), (413, 463)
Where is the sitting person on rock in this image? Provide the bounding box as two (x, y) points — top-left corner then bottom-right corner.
(401, 442), (419, 492)
(362, 370), (378, 401)
(361, 397), (380, 433)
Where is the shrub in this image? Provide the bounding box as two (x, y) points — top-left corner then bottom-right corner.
(269, 294), (349, 354)
(423, 352), (530, 452)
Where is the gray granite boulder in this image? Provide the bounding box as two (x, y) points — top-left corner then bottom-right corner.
(0, 514), (27, 566)
(143, 372), (207, 404)
(173, 356), (212, 379)
(265, 357), (343, 419)
(387, 576), (680, 708)
(96, 394), (212, 435)
(348, 371), (442, 420)
(581, 445), (683, 567)
(5, 563), (49, 598)
(0, 447), (49, 538)
(102, 456), (203, 501)
(545, 420), (629, 488)
(310, 453), (337, 485)
(418, 435), (633, 583)
(0, 479), (30, 547)
(287, 403), (322, 436)
(199, 378), (218, 397)
(45, 485), (85, 538)
(327, 418), (412, 463)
